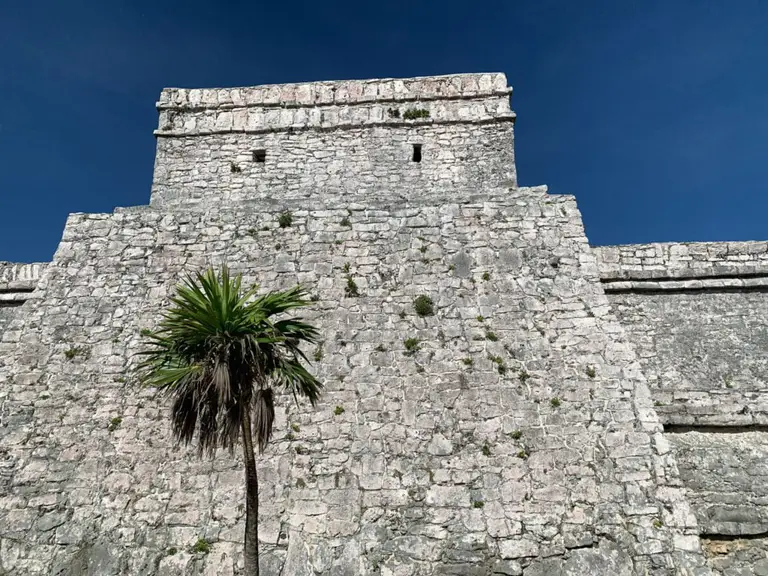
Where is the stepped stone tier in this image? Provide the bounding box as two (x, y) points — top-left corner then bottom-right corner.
(0, 73), (765, 575)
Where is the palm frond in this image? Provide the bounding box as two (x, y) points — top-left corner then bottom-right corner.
(252, 388), (275, 453)
(250, 285), (314, 317)
(136, 265), (323, 457)
(272, 358), (322, 406)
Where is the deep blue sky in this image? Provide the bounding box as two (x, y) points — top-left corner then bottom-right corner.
(2, 1), (767, 262)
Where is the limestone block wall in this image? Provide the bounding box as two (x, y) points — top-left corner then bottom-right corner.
(0, 262), (47, 337)
(150, 74), (516, 209)
(595, 241), (768, 426)
(0, 189), (709, 575)
(596, 241), (768, 572)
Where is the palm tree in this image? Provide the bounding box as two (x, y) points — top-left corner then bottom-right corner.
(138, 266), (322, 575)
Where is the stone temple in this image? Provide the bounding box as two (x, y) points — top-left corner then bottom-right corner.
(1, 73), (767, 575)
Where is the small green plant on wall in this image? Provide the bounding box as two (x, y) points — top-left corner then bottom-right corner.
(278, 211), (293, 228)
(64, 346), (89, 361)
(403, 108), (430, 120)
(190, 538), (211, 554)
(413, 295), (435, 317)
(345, 276), (360, 297)
(403, 337), (421, 357)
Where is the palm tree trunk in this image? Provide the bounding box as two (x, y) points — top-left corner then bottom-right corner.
(241, 410), (260, 576)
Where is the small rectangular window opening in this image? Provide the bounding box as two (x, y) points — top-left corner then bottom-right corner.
(412, 144), (422, 163)
(253, 149), (266, 163)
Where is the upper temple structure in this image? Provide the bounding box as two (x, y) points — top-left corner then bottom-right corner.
(1, 73), (766, 575)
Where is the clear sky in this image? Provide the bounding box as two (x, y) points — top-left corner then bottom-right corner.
(2, 1), (767, 262)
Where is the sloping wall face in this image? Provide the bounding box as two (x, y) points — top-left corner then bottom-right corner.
(596, 242), (768, 426)
(150, 74), (516, 209)
(0, 189), (708, 575)
(596, 242), (768, 573)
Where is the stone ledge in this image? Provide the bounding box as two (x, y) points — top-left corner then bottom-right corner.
(157, 89), (514, 112)
(157, 73), (510, 110)
(121, 185), (555, 215)
(657, 404), (768, 428)
(602, 275), (768, 293)
(0, 262), (47, 292)
(0, 292), (34, 303)
(154, 105), (516, 137)
(596, 241), (768, 282)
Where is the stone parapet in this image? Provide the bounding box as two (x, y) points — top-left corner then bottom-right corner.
(155, 74), (513, 137)
(0, 262), (47, 294)
(0, 262), (47, 340)
(157, 73), (510, 110)
(595, 241), (768, 284)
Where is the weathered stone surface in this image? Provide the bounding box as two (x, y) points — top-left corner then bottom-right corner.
(702, 536), (768, 575)
(595, 241), (768, 573)
(4, 73), (765, 575)
(523, 540), (632, 576)
(669, 431), (768, 536)
(604, 288), (768, 427)
(151, 73), (516, 210)
(0, 189), (711, 575)
(0, 262), (46, 341)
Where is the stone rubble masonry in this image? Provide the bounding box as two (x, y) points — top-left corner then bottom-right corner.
(595, 241), (768, 574)
(0, 189), (710, 575)
(150, 73), (516, 210)
(594, 241), (768, 425)
(0, 262), (47, 338)
(0, 73), (764, 575)
(0, 262), (47, 295)
(596, 241), (768, 291)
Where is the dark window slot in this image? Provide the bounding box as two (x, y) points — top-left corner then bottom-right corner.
(412, 144), (422, 163)
(253, 149), (266, 163)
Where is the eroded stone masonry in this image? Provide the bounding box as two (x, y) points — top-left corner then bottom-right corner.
(0, 73), (765, 575)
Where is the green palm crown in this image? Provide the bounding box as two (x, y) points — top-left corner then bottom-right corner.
(137, 266), (322, 455)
